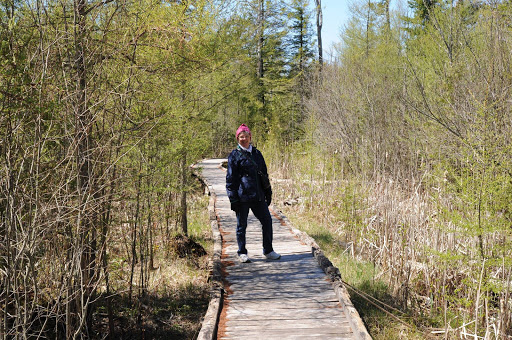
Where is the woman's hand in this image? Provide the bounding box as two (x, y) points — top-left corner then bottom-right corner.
(265, 189), (272, 206)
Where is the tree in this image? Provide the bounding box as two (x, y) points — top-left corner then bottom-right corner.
(303, 1), (512, 335)
(287, 0), (315, 77)
(227, 0), (289, 136)
(314, 0), (323, 66)
(408, 0), (440, 24)
(381, 0), (391, 32)
(0, 0), (248, 337)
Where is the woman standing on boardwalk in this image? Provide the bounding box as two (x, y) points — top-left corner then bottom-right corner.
(225, 124), (281, 263)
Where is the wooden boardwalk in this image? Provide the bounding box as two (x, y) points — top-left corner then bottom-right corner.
(196, 159), (371, 340)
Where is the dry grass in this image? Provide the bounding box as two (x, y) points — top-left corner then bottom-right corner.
(264, 144), (512, 339)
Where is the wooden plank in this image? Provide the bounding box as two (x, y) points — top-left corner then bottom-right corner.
(226, 253), (316, 262)
(225, 325), (353, 334)
(225, 326), (353, 335)
(226, 316), (348, 323)
(226, 263), (322, 271)
(225, 274), (328, 283)
(227, 285), (336, 293)
(228, 297), (339, 304)
(226, 311), (348, 320)
(228, 290), (337, 298)
(226, 271), (326, 278)
(222, 335), (354, 340)
(224, 330), (353, 336)
(221, 300), (341, 309)
(226, 271), (326, 279)
(227, 262), (321, 269)
(226, 318), (350, 327)
(228, 291), (339, 301)
(225, 314), (351, 322)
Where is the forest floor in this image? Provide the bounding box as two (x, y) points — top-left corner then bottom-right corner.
(91, 194), (212, 340)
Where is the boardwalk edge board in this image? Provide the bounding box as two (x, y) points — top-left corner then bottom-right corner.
(273, 210), (372, 340)
(194, 164), (224, 340)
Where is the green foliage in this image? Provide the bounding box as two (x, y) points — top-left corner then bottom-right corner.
(407, 0), (440, 25)
(267, 0), (512, 337)
(1, 0), (327, 334)
(286, 0), (315, 76)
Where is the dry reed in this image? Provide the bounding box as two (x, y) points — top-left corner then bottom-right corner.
(266, 146), (512, 339)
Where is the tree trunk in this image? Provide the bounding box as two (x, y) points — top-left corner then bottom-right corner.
(366, 0), (371, 58)
(384, 0), (391, 34)
(147, 185), (154, 270)
(103, 159), (118, 338)
(315, 0), (323, 67)
(257, 0), (265, 106)
(180, 151), (188, 235)
(129, 166), (142, 302)
(68, 0), (95, 336)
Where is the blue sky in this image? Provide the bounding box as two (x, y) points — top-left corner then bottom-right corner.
(316, 0), (406, 59)
(319, 0), (350, 59)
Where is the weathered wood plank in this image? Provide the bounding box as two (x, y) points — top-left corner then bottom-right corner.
(225, 324), (353, 333)
(227, 301), (341, 314)
(222, 335), (355, 340)
(226, 317), (350, 326)
(226, 311), (349, 320)
(228, 291), (340, 300)
(228, 284), (336, 293)
(227, 274), (326, 281)
(226, 264), (326, 273)
(226, 327), (354, 340)
(228, 290), (337, 298)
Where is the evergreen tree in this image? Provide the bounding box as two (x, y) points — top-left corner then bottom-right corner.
(287, 0), (315, 77)
(408, 0), (440, 24)
(229, 0), (289, 137)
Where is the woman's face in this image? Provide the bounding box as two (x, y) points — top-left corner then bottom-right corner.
(237, 132), (251, 149)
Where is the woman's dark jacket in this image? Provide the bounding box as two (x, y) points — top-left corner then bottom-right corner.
(226, 146), (271, 204)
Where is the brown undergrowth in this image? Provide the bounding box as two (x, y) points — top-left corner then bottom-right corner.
(89, 194), (213, 340)
(265, 147), (512, 339)
(89, 241), (211, 339)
